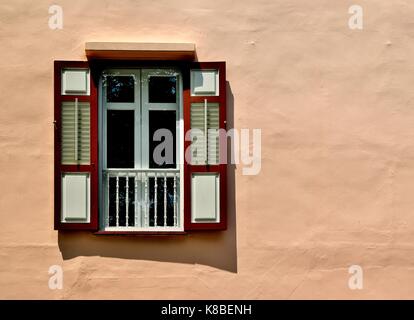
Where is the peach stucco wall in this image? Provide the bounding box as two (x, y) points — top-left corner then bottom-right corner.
(1, 0), (414, 299)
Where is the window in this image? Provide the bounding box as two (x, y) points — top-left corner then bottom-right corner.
(101, 69), (182, 231)
(54, 61), (227, 233)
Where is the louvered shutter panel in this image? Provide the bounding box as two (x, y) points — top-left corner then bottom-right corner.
(54, 61), (98, 230)
(61, 101), (91, 164)
(184, 62), (227, 230)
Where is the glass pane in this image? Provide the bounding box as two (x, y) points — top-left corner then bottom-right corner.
(106, 76), (134, 102)
(149, 110), (176, 168)
(107, 110), (134, 168)
(148, 76), (176, 103)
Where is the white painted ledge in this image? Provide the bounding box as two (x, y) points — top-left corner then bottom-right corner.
(85, 42), (196, 60)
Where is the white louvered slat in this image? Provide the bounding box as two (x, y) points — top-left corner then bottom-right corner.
(74, 98), (78, 162)
(207, 103), (219, 165)
(61, 101), (90, 165)
(191, 102), (219, 165)
(204, 99), (208, 164)
(190, 103), (206, 165)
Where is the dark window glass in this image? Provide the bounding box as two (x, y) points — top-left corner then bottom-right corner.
(106, 76), (134, 102)
(149, 111), (176, 168)
(148, 76), (176, 103)
(107, 110), (134, 168)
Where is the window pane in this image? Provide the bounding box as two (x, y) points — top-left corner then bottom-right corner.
(149, 110), (176, 168)
(148, 76), (176, 103)
(107, 110), (134, 168)
(106, 76), (134, 102)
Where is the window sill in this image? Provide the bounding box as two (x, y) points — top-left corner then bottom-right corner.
(94, 231), (187, 236)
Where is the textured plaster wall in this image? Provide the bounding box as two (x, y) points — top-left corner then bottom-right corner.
(1, 0), (414, 299)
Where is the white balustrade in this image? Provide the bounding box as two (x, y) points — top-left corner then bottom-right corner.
(103, 169), (180, 230)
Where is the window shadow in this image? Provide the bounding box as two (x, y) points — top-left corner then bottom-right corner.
(58, 82), (237, 273)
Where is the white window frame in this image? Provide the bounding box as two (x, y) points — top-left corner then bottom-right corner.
(98, 67), (184, 232)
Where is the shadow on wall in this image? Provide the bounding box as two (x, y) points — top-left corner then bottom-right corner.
(58, 82), (237, 273)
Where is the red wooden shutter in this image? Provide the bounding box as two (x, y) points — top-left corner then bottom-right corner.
(54, 61), (98, 230)
(184, 62), (227, 230)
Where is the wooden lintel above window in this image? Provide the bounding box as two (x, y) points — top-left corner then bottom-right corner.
(85, 42), (196, 60)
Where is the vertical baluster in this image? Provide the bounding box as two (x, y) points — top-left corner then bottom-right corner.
(134, 172), (138, 227)
(144, 173), (148, 227)
(173, 175), (177, 227)
(154, 172), (158, 227)
(106, 172), (110, 228)
(115, 175), (119, 227)
(163, 173), (167, 227)
(125, 173), (129, 227)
